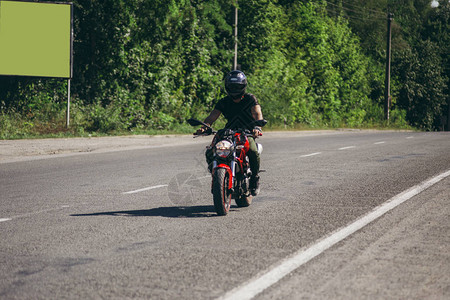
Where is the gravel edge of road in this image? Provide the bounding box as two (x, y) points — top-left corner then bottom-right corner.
(0, 129), (411, 164)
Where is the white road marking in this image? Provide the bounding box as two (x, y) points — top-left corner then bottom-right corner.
(406, 136), (414, 139)
(0, 205), (71, 222)
(374, 141), (386, 145)
(220, 169), (450, 300)
(338, 146), (356, 150)
(300, 152), (322, 158)
(123, 185), (168, 195)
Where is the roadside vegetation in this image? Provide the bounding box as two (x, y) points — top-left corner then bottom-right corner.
(1, 0), (448, 139)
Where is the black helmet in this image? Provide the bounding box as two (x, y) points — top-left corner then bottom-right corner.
(225, 70), (247, 99)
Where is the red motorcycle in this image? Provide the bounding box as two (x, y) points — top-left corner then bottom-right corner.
(188, 118), (267, 215)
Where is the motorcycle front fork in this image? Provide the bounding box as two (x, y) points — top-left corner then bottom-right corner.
(210, 160), (237, 194)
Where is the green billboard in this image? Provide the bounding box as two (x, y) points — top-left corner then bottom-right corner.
(0, 0), (73, 78)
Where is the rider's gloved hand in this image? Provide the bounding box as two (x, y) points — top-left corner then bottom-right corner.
(253, 126), (263, 138)
(194, 125), (210, 136)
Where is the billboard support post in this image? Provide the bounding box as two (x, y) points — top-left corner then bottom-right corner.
(66, 79), (71, 128)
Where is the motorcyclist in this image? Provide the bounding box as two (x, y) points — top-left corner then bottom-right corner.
(194, 70), (264, 196)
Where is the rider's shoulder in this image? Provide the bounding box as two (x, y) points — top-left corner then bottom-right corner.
(244, 93), (259, 105)
(215, 96), (229, 107)
(219, 95), (232, 102)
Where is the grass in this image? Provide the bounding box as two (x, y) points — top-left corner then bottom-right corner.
(0, 100), (417, 140)
(0, 117), (415, 140)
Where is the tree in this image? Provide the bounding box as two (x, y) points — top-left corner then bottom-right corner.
(394, 40), (447, 130)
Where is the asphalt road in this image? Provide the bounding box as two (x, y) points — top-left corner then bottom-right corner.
(1, 131), (449, 299)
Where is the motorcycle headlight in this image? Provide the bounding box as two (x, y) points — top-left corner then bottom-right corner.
(215, 140), (233, 158)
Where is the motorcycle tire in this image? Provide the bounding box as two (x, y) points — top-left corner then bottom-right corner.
(212, 168), (232, 216)
(235, 194), (252, 207)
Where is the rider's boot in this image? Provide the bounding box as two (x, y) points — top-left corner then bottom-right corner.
(250, 175), (260, 196)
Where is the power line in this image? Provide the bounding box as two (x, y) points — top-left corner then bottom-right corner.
(324, 1), (386, 20)
(341, 0), (386, 16)
(325, 8), (371, 22)
(325, 7), (385, 22)
(326, 1), (386, 20)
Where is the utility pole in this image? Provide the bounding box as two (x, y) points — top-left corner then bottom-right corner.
(447, 98), (450, 131)
(384, 12), (394, 121)
(233, 0), (238, 70)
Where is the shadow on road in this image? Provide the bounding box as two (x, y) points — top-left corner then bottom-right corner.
(71, 205), (218, 218)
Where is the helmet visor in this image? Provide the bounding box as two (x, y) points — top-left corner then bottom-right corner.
(226, 83), (246, 97)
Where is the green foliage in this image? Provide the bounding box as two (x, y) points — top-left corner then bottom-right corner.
(393, 40), (447, 130)
(325, 0), (449, 130)
(389, 0), (449, 130)
(1, 0), (448, 138)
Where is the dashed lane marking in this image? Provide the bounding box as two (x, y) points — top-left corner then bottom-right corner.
(300, 152), (322, 158)
(123, 185), (168, 195)
(338, 146), (356, 150)
(0, 206), (70, 223)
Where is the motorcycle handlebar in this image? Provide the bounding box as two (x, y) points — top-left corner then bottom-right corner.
(193, 129), (217, 137)
(193, 130), (258, 139)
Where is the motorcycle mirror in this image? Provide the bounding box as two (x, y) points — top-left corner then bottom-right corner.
(187, 118), (207, 127)
(254, 119), (268, 127)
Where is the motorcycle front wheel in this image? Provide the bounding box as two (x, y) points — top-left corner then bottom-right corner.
(212, 168), (232, 216)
